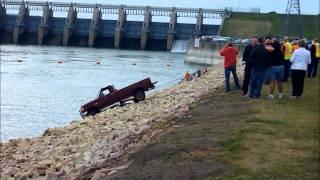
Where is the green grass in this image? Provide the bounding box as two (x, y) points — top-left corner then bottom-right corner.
(112, 70), (319, 179)
(221, 12), (320, 39)
(216, 77), (320, 179)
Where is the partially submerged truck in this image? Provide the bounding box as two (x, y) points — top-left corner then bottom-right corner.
(80, 78), (156, 117)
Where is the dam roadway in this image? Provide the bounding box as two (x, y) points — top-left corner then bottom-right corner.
(0, 0), (227, 50)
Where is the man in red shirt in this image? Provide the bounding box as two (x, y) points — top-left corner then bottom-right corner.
(220, 42), (241, 92)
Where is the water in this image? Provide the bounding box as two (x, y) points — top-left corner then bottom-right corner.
(171, 40), (189, 53)
(0, 45), (204, 142)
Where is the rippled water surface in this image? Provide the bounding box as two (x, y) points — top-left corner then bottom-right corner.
(1, 45), (204, 142)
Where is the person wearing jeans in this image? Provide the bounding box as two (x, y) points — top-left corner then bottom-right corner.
(248, 37), (269, 98)
(224, 64), (241, 92)
(241, 36), (258, 96)
(220, 42), (241, 92)
(290, 39), (311, 99)
(249, 69), (266, 98)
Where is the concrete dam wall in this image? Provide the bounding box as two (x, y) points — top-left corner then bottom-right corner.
(0, 1), (226, 50)
(186, 41), (245, 65)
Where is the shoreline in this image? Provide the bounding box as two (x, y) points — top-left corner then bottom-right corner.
(0, 65), (226, 179)
(0, 44), (199, 143)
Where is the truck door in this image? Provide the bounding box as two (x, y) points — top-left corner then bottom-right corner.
(102, 87), (119, 108)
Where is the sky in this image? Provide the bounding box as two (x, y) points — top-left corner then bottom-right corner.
(6, 0), (320, 24)
(40, 0), (320, 14)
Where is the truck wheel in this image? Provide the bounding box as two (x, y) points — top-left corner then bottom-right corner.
(134, 90), (145, 103)
(87, 108), (99, 116)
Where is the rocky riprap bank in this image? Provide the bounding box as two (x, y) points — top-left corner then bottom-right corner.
(0, 65), (225, 179)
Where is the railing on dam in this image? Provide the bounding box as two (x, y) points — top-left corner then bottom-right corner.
(1, 0), (226, 18)
(0, 0), (226, 50)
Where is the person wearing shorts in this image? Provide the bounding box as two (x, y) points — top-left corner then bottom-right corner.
(266, 39), (285, 99)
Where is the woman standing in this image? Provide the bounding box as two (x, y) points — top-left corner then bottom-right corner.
(290, 39), (311, 99)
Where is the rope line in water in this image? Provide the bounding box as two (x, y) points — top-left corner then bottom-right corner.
(155, 77), (183, 89)
(154, 68), (206, 89)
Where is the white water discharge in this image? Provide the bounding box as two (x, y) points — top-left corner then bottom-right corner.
(171, 40), (189, 53)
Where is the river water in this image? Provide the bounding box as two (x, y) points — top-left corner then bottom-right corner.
(0, 45), (204, 142)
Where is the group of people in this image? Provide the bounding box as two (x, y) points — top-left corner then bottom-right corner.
(220, 36), (319, 99)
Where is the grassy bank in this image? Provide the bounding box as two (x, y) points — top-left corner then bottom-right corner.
(110, 75), (319, 179)
(215, 77), (319, 179)
(221, 12), (320, 39)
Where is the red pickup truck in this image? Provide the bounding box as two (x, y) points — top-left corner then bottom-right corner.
(80, 78), (156, 117)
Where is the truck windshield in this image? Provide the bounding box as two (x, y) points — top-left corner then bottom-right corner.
(96, 85), (116, 99)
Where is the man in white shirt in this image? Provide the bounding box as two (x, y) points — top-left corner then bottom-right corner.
(290, 39), (311, 99)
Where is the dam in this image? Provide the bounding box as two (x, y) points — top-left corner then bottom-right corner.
(0, 0), (227, 50)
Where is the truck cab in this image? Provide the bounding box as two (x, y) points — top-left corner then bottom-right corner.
(98, 85), (117, 98)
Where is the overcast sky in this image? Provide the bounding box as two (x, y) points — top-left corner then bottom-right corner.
(41, 0), (319, 14)
(7, 0), (320, 24)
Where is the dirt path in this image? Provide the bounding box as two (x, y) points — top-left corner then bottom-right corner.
(103, 89), (255, 179)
